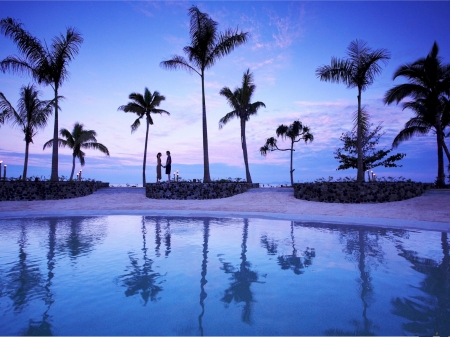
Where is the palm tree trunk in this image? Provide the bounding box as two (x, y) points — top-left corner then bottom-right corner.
(23, 141), (30, 181)
(50, 88), (59, 181)
(289, 141), (294, 186)
(143, 116), (150, 186)
(240, 119), (252, 183)
(443, 139), (450, 162)
(70, 155), (76, 181)
(435, 118), (445, 187)
(201, 73), (211, 183)
(356, 88), (364, 182)
(442, 140), (450, 175)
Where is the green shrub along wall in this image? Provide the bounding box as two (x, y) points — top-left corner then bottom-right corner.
(293, 182), (433, 203)
(0, 181), (109, 201)
(146, 182), (259, 200)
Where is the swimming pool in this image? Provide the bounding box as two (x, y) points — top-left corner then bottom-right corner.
(0, 215), (449, 336)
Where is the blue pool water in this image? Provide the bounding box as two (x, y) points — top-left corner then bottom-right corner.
(0, 215), (449, 336)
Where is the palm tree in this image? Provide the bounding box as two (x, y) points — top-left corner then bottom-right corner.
(260, 120), (314, 186)
(384, 42), (450, 187)
(43, 122), (109, 181)
(0, 17), (83, 181)
(316, 39), (390, 182)
(0, 84), (53, 180)
(160, 6), (248, 182)
(118, 88), (169, 186)
(219, 69), (266, 183)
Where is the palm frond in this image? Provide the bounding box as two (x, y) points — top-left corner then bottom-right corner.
(0, 17), (46, 68)
(207, 28), (248, 69)
(0, 91), (17, 123)
(160, 55), (200, 76)
(219, 110), (239, 129)
(43, 138), (68, 150)
(276, 124), (289, 138)
(315, 57), (351, 85)
(392, 126), (430, 148)
(131, 118), (141, 133)
(81, 142), (110, 156)
(384, 83), (428, 104)
(0, 55), (36, 77)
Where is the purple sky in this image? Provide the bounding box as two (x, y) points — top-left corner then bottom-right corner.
(1, 1), (449, 185)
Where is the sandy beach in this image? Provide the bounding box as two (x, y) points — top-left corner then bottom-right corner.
(0, 187), (449, 232)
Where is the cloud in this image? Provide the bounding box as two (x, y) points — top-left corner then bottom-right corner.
(268, 3), (305, 49)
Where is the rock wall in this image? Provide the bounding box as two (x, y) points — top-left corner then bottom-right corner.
(146, 182), (259, 200)
(293, 182), (433, 203)
(0, 181), (109, 201)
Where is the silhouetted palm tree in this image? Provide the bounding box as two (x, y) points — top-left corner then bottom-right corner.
(118, 88), (169, 186)
(1, 17), (83, 181)
(384, 42), (450, 187)
(219, 69), (266, 183)
(316, 40), (390, 182)
(160, 6), (248, 182)
(260, 120), (314, 186)
(43, 122), (109, 181)
(0, 84), (53, 180)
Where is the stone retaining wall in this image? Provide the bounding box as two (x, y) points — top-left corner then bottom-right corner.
(0, 181), (109, 201)
(146, 182), (259, 200)
(293, 182), (433, 203)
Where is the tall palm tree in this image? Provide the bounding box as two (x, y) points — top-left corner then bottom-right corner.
(0, 84), (53, 180)
(219, 69), (266, 183)
(118, 88), (169, 186)
(43, 122), (109, 181)
(384, 42), (450, 187)
(160, 6), (248, 182)
(316, 39), (390, 182)
(0, 17), (83, 181)
(260, 120), (314, 186)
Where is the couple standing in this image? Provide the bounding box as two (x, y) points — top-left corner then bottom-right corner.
(156, 151), (171, 183)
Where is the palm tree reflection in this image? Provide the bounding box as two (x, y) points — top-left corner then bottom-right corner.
(7, 223), (43, 313)
(117, 217), (164, 305)
(277, 222), (315, 275)
(198, 219), (210, 336)
(326, 226), (388, 336)
(23, 219), (58, 336)
(260, 234), (278, 255)
(391, 232), (450, 336)
(220, 219), (262, 324)
(60, 217), (106, 260)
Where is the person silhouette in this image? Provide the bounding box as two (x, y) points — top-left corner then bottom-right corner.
(164, 151), (172, 182)
(156, 153), (162, 183)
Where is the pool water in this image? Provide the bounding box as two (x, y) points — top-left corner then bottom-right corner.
(0, 215), (449, 336)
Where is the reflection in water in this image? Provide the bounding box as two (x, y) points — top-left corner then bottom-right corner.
(220, 219), (263, 324)
(23, 219), (58, 336)
(59, 217), (106, 260)
(277, 222), (315, 275)
(198, 219), (210, 336)
(325, 227), (385, 335)
(260, 234), (278, 255)
(391, 232), (450, 336)
(1, 216), (449, 336)
(5, 223), (43, 313)
(116, 217), (164, 305)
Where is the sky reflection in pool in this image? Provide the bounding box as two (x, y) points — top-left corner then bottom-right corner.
(0, 215), (449, 336)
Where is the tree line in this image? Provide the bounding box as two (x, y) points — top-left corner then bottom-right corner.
(1, 7), (449, 186)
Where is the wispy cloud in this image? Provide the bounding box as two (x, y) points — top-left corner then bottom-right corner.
(268, 3), (305, 49)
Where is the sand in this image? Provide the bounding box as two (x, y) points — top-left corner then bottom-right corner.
(0, 187), (449, 231)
